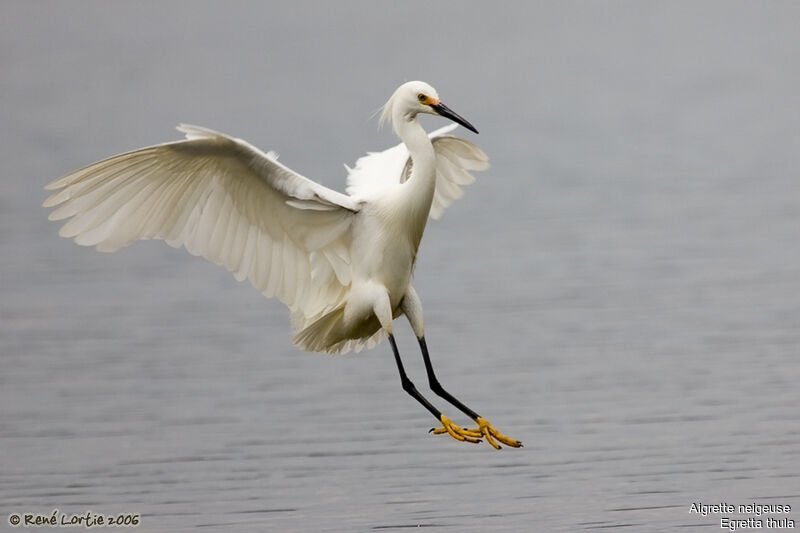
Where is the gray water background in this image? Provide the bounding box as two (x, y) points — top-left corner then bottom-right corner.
(2, 2), (799, 531)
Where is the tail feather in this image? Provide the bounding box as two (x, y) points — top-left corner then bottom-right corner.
(292, 306), (386, 354)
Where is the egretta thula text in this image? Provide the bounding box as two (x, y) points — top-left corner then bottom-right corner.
(43, 81), (522, 449)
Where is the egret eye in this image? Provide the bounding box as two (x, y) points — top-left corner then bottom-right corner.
(417, 93), (427, 103)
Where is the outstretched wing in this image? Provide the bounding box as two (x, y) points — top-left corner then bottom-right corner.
(44, 124), (359, 323)
(345, 124), (489, 219)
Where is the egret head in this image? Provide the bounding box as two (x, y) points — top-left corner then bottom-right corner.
(380, 81), (478, 134)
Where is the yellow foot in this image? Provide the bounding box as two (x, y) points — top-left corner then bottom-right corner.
(429, 414), (483, 444)
(472, 416), (523, 449)
(431, 415), (523, 449)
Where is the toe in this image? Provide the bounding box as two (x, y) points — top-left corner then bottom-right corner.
(476, 417), (523, 449)
(433, 415), (482, 444)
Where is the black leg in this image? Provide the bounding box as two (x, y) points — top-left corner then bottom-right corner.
(415, 335), (523, 449)
(418, 336), (481, 420)
(389, 334), (442, 420)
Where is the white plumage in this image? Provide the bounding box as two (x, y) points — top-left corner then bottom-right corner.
(44, 83), (487, 355)
(346, 123), (486, 220)
(44, 81), (522, 448)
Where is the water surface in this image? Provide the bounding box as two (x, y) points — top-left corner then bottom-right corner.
(2, 2), (799, 531)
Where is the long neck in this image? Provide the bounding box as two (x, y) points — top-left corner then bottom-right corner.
(394, 116), (436, 206)
(393, 115), (437, 252)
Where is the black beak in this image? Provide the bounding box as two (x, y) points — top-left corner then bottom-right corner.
(430, 102), (479, 134)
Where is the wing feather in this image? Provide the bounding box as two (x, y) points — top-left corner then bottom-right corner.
(44, 125), (360, 326)
(345, 124), (488, 219)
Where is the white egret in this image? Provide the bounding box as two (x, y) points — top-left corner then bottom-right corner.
(43, 81), (521, 449)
